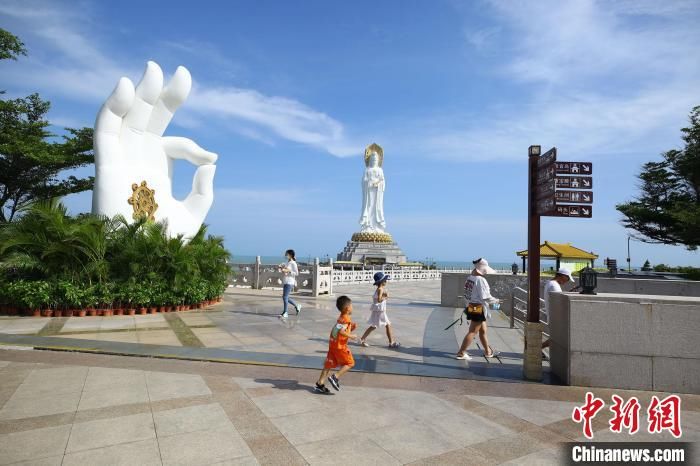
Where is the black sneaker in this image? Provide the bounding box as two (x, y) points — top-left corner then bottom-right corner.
(315, 383), (331, 394)
(328, 374), (340, 391)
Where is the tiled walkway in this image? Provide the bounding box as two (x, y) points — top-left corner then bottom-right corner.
(0, 350), (697, 465)
(0, 282), (545, 382)
(1, 282), (697, 464)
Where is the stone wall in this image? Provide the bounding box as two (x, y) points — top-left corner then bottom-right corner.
(549, 292), (700, 394)
(441, 272), (700, 308)
(596, 278), (700, 297)
(441, 273), (547, 308)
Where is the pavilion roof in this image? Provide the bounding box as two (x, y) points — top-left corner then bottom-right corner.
(516, 241), (598, 260)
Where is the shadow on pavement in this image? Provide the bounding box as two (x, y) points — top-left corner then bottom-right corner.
(253, 378), (317, 393)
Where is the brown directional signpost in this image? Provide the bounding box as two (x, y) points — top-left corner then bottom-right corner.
(526, 145), (593, 380)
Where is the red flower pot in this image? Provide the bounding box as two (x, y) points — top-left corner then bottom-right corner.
(148, 307), (157, 314)
(139, 307), (147, 315)
(102, 310), (113, 317)
(127, 309), (136, 316)
(54, 310), (63, 317)
(88, 309), (97, 317)
(158, 306), (166, 313)
(64, 309), (74, 317)
(114, 308), (124, 316)
(77, 309), (87, 317)
(31, 309), (41, 317)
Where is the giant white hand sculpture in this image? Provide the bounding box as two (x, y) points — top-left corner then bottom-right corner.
(92, 61), (217, 239)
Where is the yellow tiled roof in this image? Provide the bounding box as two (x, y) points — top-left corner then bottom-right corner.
(516, 241), (598, 260)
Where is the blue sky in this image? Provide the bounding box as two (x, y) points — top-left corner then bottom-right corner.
(2, 0), (699, 266)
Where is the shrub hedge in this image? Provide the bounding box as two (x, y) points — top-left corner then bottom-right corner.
(0, 200), (231, 314)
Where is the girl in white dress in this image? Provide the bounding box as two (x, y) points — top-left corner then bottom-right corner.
(359, 272), (400, 348)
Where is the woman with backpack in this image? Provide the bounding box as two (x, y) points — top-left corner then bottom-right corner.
(455, 258), (502, 360)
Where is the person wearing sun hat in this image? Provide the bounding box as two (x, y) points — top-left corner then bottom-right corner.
(455, 258), (502, 360)
(359, 272), (400, 348)
(542, 267), (574, 350)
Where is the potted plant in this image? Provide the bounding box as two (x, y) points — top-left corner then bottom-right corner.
(85, 282), (98, 316)
(88, 282), (109, 316)
(18, 280), (47, 317)
(129, 282), (147, 314)
(118, 283), (136, 315)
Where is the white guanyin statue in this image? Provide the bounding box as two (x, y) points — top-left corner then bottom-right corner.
(359, 143), (387, 233)
(92, 61), (218, 239)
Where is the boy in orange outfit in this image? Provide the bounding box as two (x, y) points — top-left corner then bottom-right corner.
(316, 295), (358, 393)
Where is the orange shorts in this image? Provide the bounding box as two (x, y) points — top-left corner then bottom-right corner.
(324, 346), (355, 369)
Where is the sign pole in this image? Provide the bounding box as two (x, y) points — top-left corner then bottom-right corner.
(527, 149), (540, 323)
(525, 145), (544, 381)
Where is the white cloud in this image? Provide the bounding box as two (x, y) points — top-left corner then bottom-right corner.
(464, 26), (501, 52)
(401, 0), (700, 162)
(0, 0), (359, 157)
(188, 86), (358, 156)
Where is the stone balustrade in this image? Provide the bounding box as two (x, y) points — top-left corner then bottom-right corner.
(231, 257), (332, 297)
(231, 257), (513, 293)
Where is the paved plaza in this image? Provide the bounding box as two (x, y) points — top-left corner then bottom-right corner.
(0, 282), (545, 383)
(0, 349), (698, 465)
(0, 282), (698, 465)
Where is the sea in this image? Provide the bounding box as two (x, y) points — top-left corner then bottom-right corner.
(229, 254), (515, 270)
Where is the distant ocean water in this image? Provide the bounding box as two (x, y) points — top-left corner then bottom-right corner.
(229, 254), (516, 270)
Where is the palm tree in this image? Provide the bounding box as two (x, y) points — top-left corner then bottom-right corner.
(0, 199), (107, 283)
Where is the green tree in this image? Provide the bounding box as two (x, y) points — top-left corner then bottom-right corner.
(0, 28), (27, 62)
(617, 106), (700, 250)
(0, 30), (94, 222)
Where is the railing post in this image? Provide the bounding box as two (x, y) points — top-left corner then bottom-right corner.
(510, 292), (515, 328)
(328, 258), (334, 296)
(313, 257), (320, 297)
(254, 255), (261, 290)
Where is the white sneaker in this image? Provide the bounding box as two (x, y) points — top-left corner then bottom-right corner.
(455, 353), (472, 360)
(360, 340), (370, 347)
(484, 350), (501, 358)
(279, 313), (288, 319)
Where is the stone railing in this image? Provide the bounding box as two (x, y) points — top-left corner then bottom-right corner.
(232, 258), (515, 294)
(332, 267), (456, 285)
(231, 257), (492, 293)
(231, 257), (332, 296)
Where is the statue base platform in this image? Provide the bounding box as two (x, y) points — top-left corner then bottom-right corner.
(337, 233), (407, 265)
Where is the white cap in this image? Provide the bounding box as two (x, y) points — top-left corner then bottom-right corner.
(474, 258), (496, 275)
(556, 268), (574, 282)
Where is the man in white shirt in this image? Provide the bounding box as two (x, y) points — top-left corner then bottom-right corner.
(542, 268), (574, 349)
